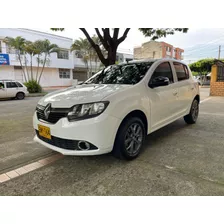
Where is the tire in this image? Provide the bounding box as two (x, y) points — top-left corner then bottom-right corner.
(184, 99), (199, 124)
(112, 117), (146, 160)
(16, 92), (25, 100)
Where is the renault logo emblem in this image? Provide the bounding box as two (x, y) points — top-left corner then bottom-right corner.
(44, 104), (51, 119)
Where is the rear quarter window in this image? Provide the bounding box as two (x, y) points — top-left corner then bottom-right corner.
(173, 62), (189, 81)
(16, 82), (23, 87)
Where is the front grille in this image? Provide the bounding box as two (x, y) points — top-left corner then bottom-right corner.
(36, 104), (69, 124)
(35, 130), (97, 150)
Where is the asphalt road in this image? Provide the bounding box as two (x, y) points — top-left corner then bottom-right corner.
(0, 97), (54, 173)
(1, 87), (224, 195)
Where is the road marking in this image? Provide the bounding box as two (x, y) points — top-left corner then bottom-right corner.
(200, 97), (211, 104)
(0, 153), (63, 184)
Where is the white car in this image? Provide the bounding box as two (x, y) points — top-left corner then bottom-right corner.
(0, 80), (28, 100)
(33, 59), (200, 160)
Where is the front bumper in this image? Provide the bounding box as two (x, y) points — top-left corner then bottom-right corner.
(33, 111), (121, 156)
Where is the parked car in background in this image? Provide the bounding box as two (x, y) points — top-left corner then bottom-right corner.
(195, 74), (211, 86)
(193, 77), (201, 85)
(33, 59), (200, 160)
(0, 80), (28, 100)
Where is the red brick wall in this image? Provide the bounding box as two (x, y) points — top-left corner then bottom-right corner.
(210, 82), (224, 96)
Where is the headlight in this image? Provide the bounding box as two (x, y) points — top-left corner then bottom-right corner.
(67, 101), (109, 121)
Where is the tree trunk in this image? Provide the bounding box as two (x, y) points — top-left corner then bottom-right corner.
(36, 55), (40, 81)
(24, 55), (30, 81)
(80, 28), (130, 67)
(38, 54), (47, 84)
(106, 46), (117, 66)
(18, 54), (27, 82)
(30, 54), (33, 80)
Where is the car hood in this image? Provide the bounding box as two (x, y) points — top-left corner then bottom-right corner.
(38, 84), (132, 108)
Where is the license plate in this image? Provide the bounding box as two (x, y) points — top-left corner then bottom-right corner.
(38, 124), (51, 140)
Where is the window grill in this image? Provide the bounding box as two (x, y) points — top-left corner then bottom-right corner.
(217, 66), (224, 82)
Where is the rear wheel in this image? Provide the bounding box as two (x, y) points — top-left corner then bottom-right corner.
(112, 117), (145, 160)
(16, 92), (25, 100)
(184, 99), (199, 124)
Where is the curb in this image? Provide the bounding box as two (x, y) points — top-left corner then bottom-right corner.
(0, 153), (64, 184)
(28, 92), (47, 97)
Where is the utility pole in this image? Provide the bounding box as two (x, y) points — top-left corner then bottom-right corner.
(218, 45), (221, 59)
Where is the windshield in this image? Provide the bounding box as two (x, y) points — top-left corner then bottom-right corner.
(83, 62), (153, 85)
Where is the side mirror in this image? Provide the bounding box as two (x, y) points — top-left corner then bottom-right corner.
(149, 76), (170, 88)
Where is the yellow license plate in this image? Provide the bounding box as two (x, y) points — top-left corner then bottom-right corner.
(38, 124), (51, 140)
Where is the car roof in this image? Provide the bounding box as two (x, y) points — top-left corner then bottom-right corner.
(0, 80), (18, 82)
(119, 58), (187, 66)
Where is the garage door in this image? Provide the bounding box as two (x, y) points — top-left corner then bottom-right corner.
(73, 71), (88, 81)
(14, 67), (23, 82)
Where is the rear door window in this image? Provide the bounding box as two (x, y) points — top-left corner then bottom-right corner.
(173, 63), (189, 81)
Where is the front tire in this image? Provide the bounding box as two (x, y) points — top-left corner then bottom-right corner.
(16, 92), (25, 100)
(112, 117), (146, 160)
(184, 99), (199, 124)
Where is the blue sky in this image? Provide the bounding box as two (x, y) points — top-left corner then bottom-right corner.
(36, 28), (224, 63)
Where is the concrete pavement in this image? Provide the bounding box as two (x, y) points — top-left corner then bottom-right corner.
(0, 97), (54, 173)
(0, 88), (224, 195)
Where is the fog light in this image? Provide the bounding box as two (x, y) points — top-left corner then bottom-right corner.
(78, 141), (90, 150)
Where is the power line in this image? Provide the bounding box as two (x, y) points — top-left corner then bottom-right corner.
(184, 39), (224, 54)
(184, 47), (219, 57)
(184, 33), (224, 51)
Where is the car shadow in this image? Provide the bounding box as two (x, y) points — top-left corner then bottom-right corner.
(61, 118), (188, 166)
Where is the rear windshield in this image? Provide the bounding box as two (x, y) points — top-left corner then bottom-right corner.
(84, 62), (153, 85)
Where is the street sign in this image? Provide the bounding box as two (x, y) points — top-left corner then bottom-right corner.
(0, 54), (10, 65)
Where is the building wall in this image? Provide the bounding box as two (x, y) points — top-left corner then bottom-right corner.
(134, 40), (184, 60)
(0, 66), (14, 79)
(0, 66), (73, 87)
(210, 82), (224, 96)
(0, 28), (74, 87)
(134, 41), (162, 59)
(0, 28), (74, 69)
(161, 42), (173, 58)
(210, 64), (224, 96)
(175, 48), (184, 60)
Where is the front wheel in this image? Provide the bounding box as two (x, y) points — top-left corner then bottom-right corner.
(184, 99), (199, 124)
(112, 117), (146, 160)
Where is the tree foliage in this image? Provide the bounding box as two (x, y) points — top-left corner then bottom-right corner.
(138, 28), (188, 40)
(189, 58), (224, 75)
(4, 37), (59, 84)
(51, 28), (188, 67)
(71, 35), (105, 76)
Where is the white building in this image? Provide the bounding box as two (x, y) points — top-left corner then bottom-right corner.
(0, 28), (133, 87)
(0, 28), (74, 87)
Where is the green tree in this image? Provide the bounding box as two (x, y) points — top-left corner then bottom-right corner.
(71, 37), (91, 76)
(37, 39), (59, 84)
(4, 36), (27, 81)
(4, 37), (59, 84)
(71, 35), (105, 77)
(189, 58), (224, 85)
(51, 28), (188, 66)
